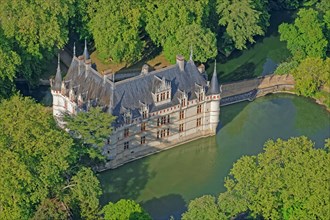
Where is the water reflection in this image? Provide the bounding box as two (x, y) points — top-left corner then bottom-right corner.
(98, 94), (330, 219)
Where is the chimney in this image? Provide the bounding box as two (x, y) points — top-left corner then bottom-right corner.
(176, 55), (185, 72)
(141, 64), (149, 75)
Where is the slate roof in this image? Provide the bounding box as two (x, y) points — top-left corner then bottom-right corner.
(61, 56), (215, 125)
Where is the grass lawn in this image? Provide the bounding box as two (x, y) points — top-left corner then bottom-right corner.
(91, 50), (171, 74)
(207, 35), (291, 83)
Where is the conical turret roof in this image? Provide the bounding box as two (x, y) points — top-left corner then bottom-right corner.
(209, 61), (220, 94)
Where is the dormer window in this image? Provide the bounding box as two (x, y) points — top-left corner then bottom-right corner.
(178, 90), (188, 107)
(139, 101), (149, 119)
(152, 76), (171, 106)
(195, 83), (205, 102)
(123, 110), (132, 124)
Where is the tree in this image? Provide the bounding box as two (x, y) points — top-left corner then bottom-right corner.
(0, 95), (103, 219)
(291, 57), (329, 97)
(218, 137), (330, 219)
(216, 0), (270, 50)
(163, 23), (217, 63)
(101, 199), (151, 220)
(66, 167), (102, 220)
(0, 95), (74, 219)
(181, 195), (225, 220)
(88, 0), (146, 63)
(274, 60), (299, 75)
(145, 0), (210, 46)
(0, 0), (74, 58)
(0, 30), (21, 81)
(65, 107), (115, 159)
(279, 8), (328, 60)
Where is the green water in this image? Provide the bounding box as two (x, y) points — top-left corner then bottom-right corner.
(98, 94), (330, 219)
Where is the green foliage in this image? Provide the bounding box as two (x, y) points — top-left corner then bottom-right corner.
(145, 0), (210, 47)
(279, 8), (328, 60)
(181, 195), (226, 220)
(32, 198), (68, 220)
(0, 95), (74, 219)
(67, 167), (102, 220)
(216, 0), (270, 50)
(101, 199), (151, 220)
(218, 136), (330, 219)
(163, 23), (217, 63)
(88, 0), (146, 63)
(292, 57), (329, 97)
(0, 0), (74, 58)
(65, 107), (115, 159)
(0, 31), (21, 81)
(274, 60), (299, 75)
(0, 95), (103, 219)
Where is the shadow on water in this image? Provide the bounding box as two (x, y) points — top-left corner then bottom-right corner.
(98, 160), (155, 206)
(141, 194), (186, 220)
(218, 101), (250, 129)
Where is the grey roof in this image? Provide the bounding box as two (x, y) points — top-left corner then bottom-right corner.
(53, 55), (62, 91)
(63, 57), (211, 125)
(209, 62), (220, 94)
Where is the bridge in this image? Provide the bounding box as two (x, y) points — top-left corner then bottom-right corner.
(220, 74), (295, 106)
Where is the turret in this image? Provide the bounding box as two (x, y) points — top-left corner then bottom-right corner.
(209, 60), (220, 94)
(53, 54), (62, 92)
(208, 60), (220, 134)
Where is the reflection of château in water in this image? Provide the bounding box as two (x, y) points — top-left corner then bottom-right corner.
(50, 41), (221, 169)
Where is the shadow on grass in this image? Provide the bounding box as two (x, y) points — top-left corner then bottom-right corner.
(220, 62), (257, 83)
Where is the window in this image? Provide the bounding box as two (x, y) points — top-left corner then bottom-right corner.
(197, 118), (202, 127)
(124, 128), (129, 138)
(141, 122), (146, 131)
(179, 124), (184, 132)
(179, 111), (185, 120)
(198, 93), (204, 102)
(156, 94), (159, 102)
(197, 104), (202, 114)
(124, 141), (129, 150)
(181, 98), (186, 107)
(158, 116), (169, 126)
(142, 110), (148, 119)
(125, 116), (130, 124)
(141, 136), (146, 144)
(166, 91), (170, 99)
(157, 128), (170, 139)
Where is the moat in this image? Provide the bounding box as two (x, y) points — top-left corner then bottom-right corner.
(98, 94), (330, 219)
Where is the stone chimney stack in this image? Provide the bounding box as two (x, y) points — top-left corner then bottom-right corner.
(176, 55), (185, 72)
(141, 64), (149, 75)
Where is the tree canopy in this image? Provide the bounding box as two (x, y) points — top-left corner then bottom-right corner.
(101, 199), (151, 220)
(182, 136), (330, 219)
(65, 107), (115, 159)
(163, 23), (217, 63)
(279, 8), (328, 60)
(292, 57), (330, 97)
(216, 0), (270, 50)
(88, 0), (146, 63)
(0, 95), (102, 219)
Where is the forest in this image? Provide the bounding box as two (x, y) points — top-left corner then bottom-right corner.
(0, 0), (329, 219)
